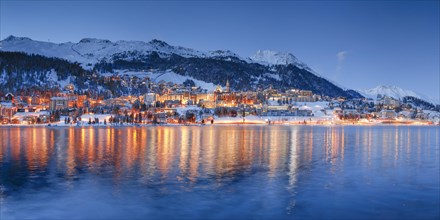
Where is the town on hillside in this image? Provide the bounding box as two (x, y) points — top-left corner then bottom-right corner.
(0, 79), (439, 126)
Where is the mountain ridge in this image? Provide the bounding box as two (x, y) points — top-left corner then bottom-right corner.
(1, 35), (314, 70)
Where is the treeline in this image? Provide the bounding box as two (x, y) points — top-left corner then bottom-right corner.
(0, 51), (89, 80)
(0, 52), (143, 98)
(0, 51), (93, 92)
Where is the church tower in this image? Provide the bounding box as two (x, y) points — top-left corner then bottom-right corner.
(226, 79), (230, 93)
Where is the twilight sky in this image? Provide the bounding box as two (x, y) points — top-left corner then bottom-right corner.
(1, 0), (439, 100)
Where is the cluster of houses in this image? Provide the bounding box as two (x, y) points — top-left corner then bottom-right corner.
(0, 80), (436, 125)
(329, 95), (433, 122)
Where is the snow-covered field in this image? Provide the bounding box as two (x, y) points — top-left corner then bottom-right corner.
(113, 69), (217, 91)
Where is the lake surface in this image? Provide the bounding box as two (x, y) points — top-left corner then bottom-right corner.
(0, 125), (439, 219)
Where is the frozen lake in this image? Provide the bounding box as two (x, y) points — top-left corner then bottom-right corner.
(0, 125), (439, 219)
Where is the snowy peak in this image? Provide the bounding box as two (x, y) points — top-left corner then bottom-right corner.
(148, 39), (170, 47)
(250, 50), (299, 66)
(3, 35), (32, 42)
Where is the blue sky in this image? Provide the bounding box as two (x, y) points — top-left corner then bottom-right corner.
(1, 0), (439, 100)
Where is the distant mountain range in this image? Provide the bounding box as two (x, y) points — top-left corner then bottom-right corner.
(358, 85), (439, 104)
(0, 35), (359, 98)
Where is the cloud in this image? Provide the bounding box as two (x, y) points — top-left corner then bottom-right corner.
(337, 51), (348, 63)
(336, 50), (348, 72)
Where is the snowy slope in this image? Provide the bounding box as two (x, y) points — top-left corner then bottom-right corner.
(111, 70), (217, 91)
(250, 50), (299, 65)
(0, 36), (87, 64)
(249, 49), (317, 74)
(152, 71), (216, 92)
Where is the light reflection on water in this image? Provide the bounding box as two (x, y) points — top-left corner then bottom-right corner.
(0, 125), (439, 219)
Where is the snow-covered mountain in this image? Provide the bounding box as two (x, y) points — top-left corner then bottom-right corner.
(0, 35), (313, 70)
(359, 85), (438, 104)
(0, 35), (364, 98)
(0, 35), (249, 67)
